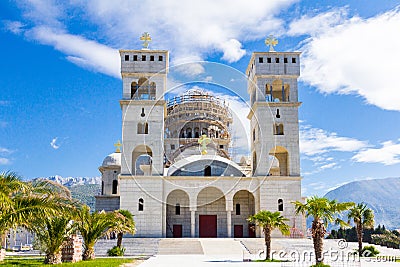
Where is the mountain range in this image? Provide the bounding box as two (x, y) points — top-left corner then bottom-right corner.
(324, 177), (400, 229)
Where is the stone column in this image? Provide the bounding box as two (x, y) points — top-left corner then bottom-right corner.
(227, 211), (232, 238)
(190, 210), (196, 237)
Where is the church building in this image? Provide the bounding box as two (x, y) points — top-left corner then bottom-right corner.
(96, 34), (305, 238)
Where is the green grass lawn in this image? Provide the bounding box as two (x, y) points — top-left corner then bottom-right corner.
(0, 257), (135, 266)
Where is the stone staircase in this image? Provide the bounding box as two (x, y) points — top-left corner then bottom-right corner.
(157, 238), (204, 255)
(95, 238), (160, 256)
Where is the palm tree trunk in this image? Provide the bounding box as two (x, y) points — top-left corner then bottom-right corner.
(356, 222), (363, 257)
(83, 246), (95, 260)
(117, 233), (123, 248)
(264, 227), (271, 260)
(312, 220), (326, 264)
(45, 251), (62, 264)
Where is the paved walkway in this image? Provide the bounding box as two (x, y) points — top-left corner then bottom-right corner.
(135, 238), (400, 267)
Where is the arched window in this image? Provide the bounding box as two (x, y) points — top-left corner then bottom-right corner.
(138, 198), (144, 211)
(112, 180), (118, 194)
(278, 199), (284, 211)
(186, 128), (192, 138)
(194, 127), (200, 138)
(274, 123), (284, 135)
(236, 203), (241, 215)
(175, 203), (181, 215)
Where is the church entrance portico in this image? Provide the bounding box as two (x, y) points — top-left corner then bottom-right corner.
(196, 187), (227, 237)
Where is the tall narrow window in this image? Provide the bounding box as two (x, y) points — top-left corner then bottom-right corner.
(142, 55), (146, 61)
(258, 57), (263, 63)
(204, 165), (211, 176)
(112, 180), (118, 194)
(278, 199), (283, 211)
(267, 57), (271, 63)
(275, 57), (280, 63)
(253, 129), (256, 141)
(150, 55), (154, 61)
(236, 203), (241, 215)
(284, 57), (288, 63)
(292, 58), (296, 63)
(159, 55), (163, 61)
(175, 203), (181, 215)
(138, 198), (144, 211)
(101, 181), (104, 195)
(133, 55), (138, 61)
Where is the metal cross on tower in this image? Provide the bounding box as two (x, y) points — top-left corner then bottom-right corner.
(140, 32), (152, 49)
(114, 140), (122, 153)
(265, 35), (278, 52)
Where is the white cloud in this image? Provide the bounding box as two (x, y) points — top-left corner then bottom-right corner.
(0, 158), (11, 165)
(287, 8), (348, 36)
(12, 0), (297, 77)
(220, 39), (246, 63)
(352, 140), (400, 165)
(0, 147), (14, 165)
(3, 20), (25, 34)
(27, 26), (120, 78)
(50, 137), (60, 149)
(320, 162), (338, 170)
(292, 6), (400, 111)
(300, 124), (368, 156)
(0, 148), (12, 154)
(204, 76), (213, 82)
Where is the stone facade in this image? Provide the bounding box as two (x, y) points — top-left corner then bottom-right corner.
(96, 43), (305, 239)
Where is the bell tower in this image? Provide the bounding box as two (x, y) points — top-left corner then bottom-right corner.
(119, 33), (169, 176)
(247, 36), (301, 178)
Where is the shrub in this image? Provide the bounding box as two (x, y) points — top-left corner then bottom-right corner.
(310, 264), (331, 267)
(361, 245), (380, 257)
(107, 246), (125, 256)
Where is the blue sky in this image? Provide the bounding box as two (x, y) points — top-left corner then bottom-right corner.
(1, 0), (400, 196)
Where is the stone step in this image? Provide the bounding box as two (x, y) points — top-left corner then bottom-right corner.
(95, 238), (160, 256)
(157, 238), (203, 255)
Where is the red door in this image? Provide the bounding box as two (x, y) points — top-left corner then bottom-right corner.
(248, 224), (256, 238)
(234, 225), (243, 238)
(173, 224), (182, 238)
(199, 215), (217, 237)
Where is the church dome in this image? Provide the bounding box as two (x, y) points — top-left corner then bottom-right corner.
(102, 152), (121, 167)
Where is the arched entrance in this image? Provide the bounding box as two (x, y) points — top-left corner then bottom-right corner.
(166, 190), (190, 238)
(232, 190), (255, 238)
(197, 187), (226, 237)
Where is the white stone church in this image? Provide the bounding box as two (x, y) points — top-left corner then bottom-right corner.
(96, 35), (305, 238)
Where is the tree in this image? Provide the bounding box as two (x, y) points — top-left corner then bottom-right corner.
(0, 172), (74, 250)
(33, 216), (75, 264)
(293, 196), (354, 265)
(347, 203), (374, 256)
(111, 210), (135, 249)
(248, 210), (290, 260)
(74, 205), (116, 260)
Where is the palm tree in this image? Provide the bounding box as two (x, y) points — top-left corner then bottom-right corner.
(74, 205), (116, 260)
(293, 196), (354, 265)
(248, 210), (290, 260)
(111, 210), (136, 249)
(0, 172), (74, 250)
(347, 203), (374, 256)
(33, 215), (75, 264)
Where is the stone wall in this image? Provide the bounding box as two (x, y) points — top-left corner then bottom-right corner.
(61, 235), (82, 263)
